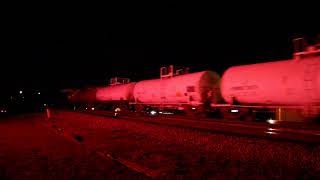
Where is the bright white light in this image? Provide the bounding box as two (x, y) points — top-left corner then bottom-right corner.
(192, 107), (196, 110)
(268, 128), (275, 131)
(231, 109), (239, 113)
(267, 119), (277, 124)
(159, 111), (163, 114)
(163, 112), (174, 115)
(38, 92), (41, 95)
(19, 90), (23, 94)
(1, 110), (3, 113)
(44, 104), (47, 106)
(150, 110), (157, 115)
(266, 131), (278, 135)
(91, 107), (95, 111)
(85, 107), (88, 110)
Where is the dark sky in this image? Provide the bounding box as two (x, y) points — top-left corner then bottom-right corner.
(2, 2), (319, 93)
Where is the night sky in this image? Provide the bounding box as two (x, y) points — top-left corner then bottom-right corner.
(2, 2), (319, 96)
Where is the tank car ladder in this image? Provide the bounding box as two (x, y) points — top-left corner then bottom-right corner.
(299, 41), (320, 118)
(293, 37), (320, 118)
(303, 63), (319, 118)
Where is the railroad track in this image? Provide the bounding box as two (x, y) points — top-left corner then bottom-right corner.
(83, 109), (320, 131)
(76, 109), (320, 144)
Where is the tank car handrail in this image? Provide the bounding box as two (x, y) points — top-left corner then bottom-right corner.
(110, 77), (130, 85)
(293, 37), (320, 59)
(160, 65), (190, 79)
(293, 49), (320, 59)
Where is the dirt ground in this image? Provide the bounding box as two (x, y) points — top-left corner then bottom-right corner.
(0, 114), (148, 179)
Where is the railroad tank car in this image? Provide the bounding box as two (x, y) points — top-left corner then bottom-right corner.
(68, 88), (97, 104)
(133, 71), (222, 106)
(96, 83), (136, 101)
(221, 56), (320, 106)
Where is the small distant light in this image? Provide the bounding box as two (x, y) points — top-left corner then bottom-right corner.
(19, 90), (23, 94)
(267, 119), (278, 124)
(1, 110), (3, 113)
(85, 107), (88, 110)
(266, 131), (277, 135)
(44, 104), (47, 106)
(192, 107), (196, 110)
(38, 92), (41, 95)
(159, 111), (163, 114)
(91, 107), (95, 111)
(231, 109), (239, 113)
(150, 110), (157, 115)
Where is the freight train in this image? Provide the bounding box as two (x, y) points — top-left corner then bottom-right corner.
(66, 38), (320, 122)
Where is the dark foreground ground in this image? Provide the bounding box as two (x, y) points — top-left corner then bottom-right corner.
(0, 111), (320, 179)
(0, 113), (146, 179)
